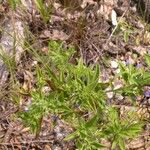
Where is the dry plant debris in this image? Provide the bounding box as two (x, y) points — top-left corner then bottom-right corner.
(0, 0), (150, 149)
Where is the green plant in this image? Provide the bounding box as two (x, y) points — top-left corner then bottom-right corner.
(8, 0), (21, 10)
(19, 41), (147, 149)
(103, 107), (143, 150)
(145, 54), (150, 67)
(34, 0), (52, 23)
(117, 59), (150, 99)
(113, 19), (134, 43)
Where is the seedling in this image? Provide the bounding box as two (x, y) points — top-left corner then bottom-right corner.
(18, 41), (149, 149)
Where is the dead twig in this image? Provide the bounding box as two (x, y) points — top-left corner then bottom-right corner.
(0, 140), (53, 146)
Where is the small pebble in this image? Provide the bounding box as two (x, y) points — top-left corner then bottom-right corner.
(113, 81), (123, 90)
(111, 60), (118, 69)
(56, 132), (65, 140)
(114, 68), (120, 74)
(31, 60), (38, 67)
(115, 93), (124, 100)
(24, 106), (29, 112)
(106, 87), (114, 99)
(107, 92), (113, 99)
(53, 146), (62, 150)
(42, 86), (51, 94)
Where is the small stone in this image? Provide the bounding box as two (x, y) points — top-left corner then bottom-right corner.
(106, 87), (113, 99)
(24, 106), (29, 112)
(42, 86), (51, 94)
(114, 68), (120, 74)
(113, 81), (123, 90)
(31, 60), (38, 67)
(115, 93), (124, 100)
(53, 146), (62, 150)
(56, 132), (64, 140)
(111, 60), (118, 69)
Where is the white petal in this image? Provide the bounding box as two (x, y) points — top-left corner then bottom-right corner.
(111, 9), (118, 26)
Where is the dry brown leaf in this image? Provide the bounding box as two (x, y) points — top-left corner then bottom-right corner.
(51, 30), (69, 40)
(44, 145), (52, 150)
(21, 127), (30, 133)
(41, 47), (49, 54)
(22, 70), (34, 92)
(40, 29), (69, 41)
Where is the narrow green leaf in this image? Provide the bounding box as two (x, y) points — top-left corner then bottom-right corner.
(145, 54), (150, 67)
(85, 114), (98, 128)
(89, 65), (100, 89)
(120, 123), (143, 137)
(92, 65), (100, 82)
(118, 138), (125, 150)
(91, 142), (105, 148)
(112, 140), (117, 150)
(124, 31), (129, 43)
(64, 131), (78, 141)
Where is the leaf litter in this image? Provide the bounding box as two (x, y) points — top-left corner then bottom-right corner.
(0, 0), (150, 149)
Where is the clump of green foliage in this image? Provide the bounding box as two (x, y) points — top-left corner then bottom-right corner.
(34, 0), (53, 23)
(19, 41), (150, 149)
(8, 0), (21, 10)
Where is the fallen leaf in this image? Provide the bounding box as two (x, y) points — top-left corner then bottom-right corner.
(44, 145), (52, 150)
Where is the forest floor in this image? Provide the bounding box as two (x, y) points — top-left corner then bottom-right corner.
(0, 0), (149, 149)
